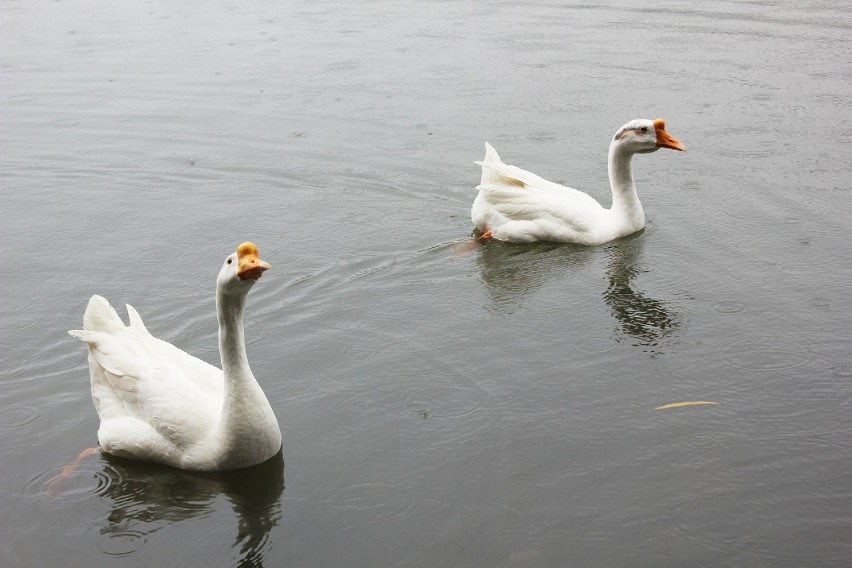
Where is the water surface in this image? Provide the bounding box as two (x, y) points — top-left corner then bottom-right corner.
(2, 1), (851, 566)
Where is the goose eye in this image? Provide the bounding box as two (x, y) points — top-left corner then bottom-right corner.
(640, 126), (648, 133)
(227, 258), (233, 265)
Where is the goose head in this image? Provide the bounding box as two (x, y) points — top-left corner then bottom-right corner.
(217, 242), (271, 296)
(613, 118), (686, 154)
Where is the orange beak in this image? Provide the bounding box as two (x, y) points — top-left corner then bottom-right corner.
(236, 242), (271, 281)
(653, 118), (686, 151)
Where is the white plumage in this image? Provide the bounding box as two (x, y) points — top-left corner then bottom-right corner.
(472, 118), (685, 244)
(68, 242), (281, 471)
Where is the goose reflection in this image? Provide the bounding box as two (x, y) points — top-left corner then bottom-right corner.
(474, 234), (682, 352)
(475, 239), (595, 313)
(97, 450), (283, 567)
(602, 236), (682, 352)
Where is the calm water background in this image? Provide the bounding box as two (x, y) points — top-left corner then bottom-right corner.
(2, 1), (851, 566)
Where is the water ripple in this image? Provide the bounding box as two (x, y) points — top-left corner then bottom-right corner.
(712, 301), (745, 314)
(829, 366), (852, 378)
(396, 381), (487, 420)
(684, 433), (721, 450)
(526, 131), (558, 142)
(666, 492), (770, 557)
(721, 335), (813, 372)
(337, 326), (417, 370)
(809, 298), (834, 309)
(96, 531), (148, 557)
(433, 353), (479, 377)
(574, 336), (621, 354)
(53, 118), (81, 128)
(637, 244), (711, 292)
(0, 405), (41, 428)
(28, 460), (123, 503)
(719, 259), (793, 284)
(706, 126), (795, 159)
(6, 93), (37, 103)
(322, 481), (421, 529)
(0, 413), (91, 457)
(337, 372), (500, 457)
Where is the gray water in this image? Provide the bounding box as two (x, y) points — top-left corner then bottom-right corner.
(2, 1), (851, 566)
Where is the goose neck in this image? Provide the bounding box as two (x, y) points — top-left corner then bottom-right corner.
(607, 143), (644, 222)
(608, 143), (636, 196)
(211, 280), (281, 467)
(217, 289), (251, 382)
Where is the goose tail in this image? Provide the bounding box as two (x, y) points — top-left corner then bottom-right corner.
(475, 142), (528, 190)
(475, 142), (505, 186)
(69, 295), (126, 340)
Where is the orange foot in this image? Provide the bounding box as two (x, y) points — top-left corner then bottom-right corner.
(479, 230), (493, 240)
(45, 447), (99, 496)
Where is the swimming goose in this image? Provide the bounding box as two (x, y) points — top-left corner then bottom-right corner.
(472, 118), (685, 244)
(68, 242), (281, 471)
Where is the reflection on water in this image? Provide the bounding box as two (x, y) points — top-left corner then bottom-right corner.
(602, 236), (682, 353)
(475, 240), (595, 313)
(96, 451), (284, 567)
(4, 0), (851, 564)
(475, 234), (683, 353)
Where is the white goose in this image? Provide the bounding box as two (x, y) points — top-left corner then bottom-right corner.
(68, 242), (281, 471)
(472, 118), (685, 244)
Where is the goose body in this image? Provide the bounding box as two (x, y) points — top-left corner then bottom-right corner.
(472, 118), (685, 244)
(68, 242), (281, 471)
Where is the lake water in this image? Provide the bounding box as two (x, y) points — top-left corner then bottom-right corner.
(2, 1), (851, 566)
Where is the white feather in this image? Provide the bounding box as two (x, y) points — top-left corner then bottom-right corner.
(68, 246), (280, 471)
(471, 119), (684, 244)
